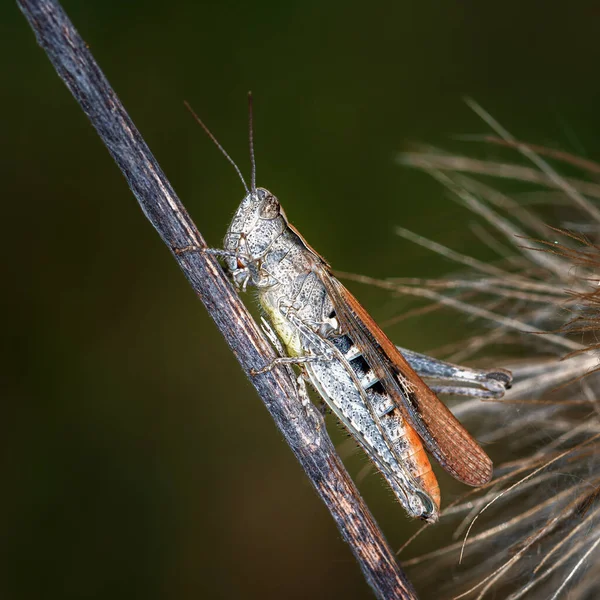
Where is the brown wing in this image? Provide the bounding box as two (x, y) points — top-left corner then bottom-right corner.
(319, 271), (492, 486)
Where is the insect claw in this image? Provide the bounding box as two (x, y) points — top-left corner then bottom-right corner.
(173, 244), (205, 255)
(250, 363), (272, 377)
(483, 368), (513, 390)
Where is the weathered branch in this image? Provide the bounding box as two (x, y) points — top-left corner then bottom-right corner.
(16, 1), (418, 598)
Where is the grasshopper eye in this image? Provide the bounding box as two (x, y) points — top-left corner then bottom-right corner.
(259, 194), (281, 220)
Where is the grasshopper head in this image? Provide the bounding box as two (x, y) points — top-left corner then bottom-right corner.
(223, 187), (288, 289)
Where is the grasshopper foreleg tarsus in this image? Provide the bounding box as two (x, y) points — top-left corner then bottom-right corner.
(173, 244), (236, 259)
(173, 243), (204, 255)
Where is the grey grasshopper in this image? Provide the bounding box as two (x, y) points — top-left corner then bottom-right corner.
(184, 100), (512, 522)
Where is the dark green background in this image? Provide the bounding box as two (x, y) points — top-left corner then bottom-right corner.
(4, 1), (600, 598)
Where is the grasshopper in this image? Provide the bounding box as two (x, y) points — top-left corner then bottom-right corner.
(184, 100), (511, 522)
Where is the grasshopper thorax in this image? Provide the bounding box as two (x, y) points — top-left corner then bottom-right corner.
(223, 187), (289, 290)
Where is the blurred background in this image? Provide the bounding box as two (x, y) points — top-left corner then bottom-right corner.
(4, 1), (600, 598)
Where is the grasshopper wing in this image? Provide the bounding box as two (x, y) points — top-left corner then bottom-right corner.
(320, 272), (493, 487)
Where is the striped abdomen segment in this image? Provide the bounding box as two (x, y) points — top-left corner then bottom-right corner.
(331, 334), (441, 511)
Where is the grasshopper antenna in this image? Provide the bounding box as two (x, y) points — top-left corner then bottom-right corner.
(183, 100), (250, 195)
(248, 91), (257, 195)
